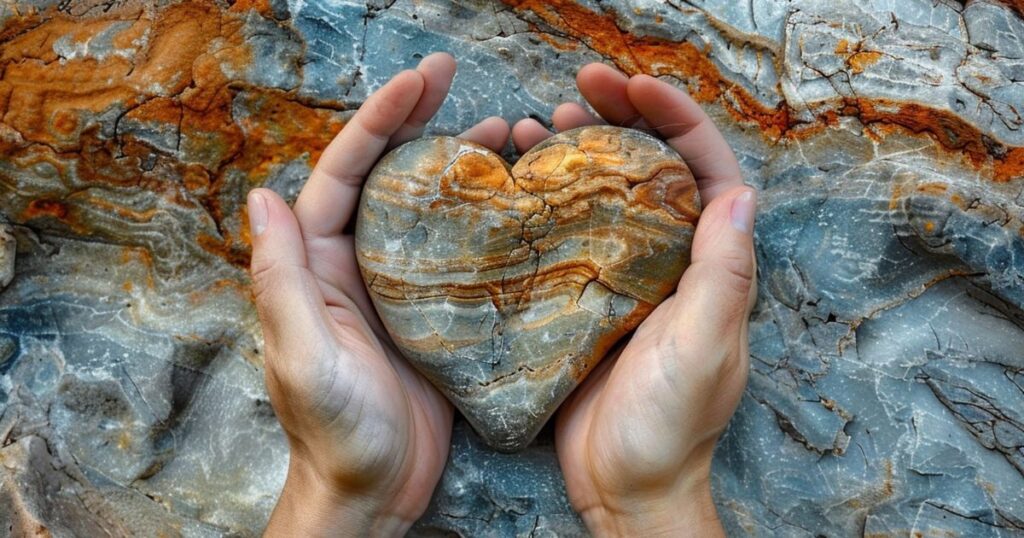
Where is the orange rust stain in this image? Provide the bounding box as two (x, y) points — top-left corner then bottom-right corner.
(835, 38), (883, 74)
(187, 278), (249, 304)
(21, 199), (68, 221)
(19, 198), (88, 233)
(915, 182), (948, 195)
(1003, 1), (1024, 20)
(197, 233), (251, 269)
(52, 109), (79, 135)
(506, 0), (1024, 182)
(123, 280), (134, 292)
(879, 459), (895, 498)
(995, 147), (1024, 181)
(847, 98), (1024, 181)
(120, 247), (157, 290)
(504, 0), (790, 139)
(232, 90), (347, 177)
(229, 0), (275, 16)
(889, 184), (902, 211)
(923, 221), (935, 233)
(528, 22), (579, 51)
(117, 431), (131, 450)
(848, 50), (883, 74)
(1, 1), (347, 274)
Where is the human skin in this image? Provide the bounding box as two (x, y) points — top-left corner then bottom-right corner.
(250, 54), (756, 536)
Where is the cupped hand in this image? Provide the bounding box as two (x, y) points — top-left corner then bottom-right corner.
(513, 64), (757, 536)
(248, 53), (511, 536)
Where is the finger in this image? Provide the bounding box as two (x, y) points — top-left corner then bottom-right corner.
(458, 116), (510, 152)
(576, 63), (649, 129)
(626, 74), (743, 203)
(247, 189), (333, 371)
(293, 69), (425, 240)
(671, 186), (757, 345)
(390, 52), (458, 147)
(511, 118), (552, 153)
(551, 102), (602, 132)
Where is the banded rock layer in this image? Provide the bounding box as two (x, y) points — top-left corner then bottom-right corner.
(355, 126), (700, 451)
(2, 0), (1023, 535)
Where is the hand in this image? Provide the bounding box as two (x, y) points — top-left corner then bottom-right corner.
(512, 64), (757, 536)
(248, 53), (511, 536)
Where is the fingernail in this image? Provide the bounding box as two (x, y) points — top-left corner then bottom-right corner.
(247, 191), (268, 236)
(730, 189), (756, 233)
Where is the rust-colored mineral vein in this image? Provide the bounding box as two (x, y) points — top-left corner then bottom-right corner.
(505, 0), (1024, 182)
(0, 2), (346, 274)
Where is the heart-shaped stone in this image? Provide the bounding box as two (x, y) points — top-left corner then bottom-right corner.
(355, 126), (700, 451)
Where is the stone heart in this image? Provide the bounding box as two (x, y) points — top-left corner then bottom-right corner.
(355, 125), (700, 451)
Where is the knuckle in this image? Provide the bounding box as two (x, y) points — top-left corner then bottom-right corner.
(249, 257), (289, 305)
(715, 246), (755, 297)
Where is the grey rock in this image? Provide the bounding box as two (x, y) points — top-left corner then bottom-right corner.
(0, 225), (13, 289)
(0, 0), (1022, 536)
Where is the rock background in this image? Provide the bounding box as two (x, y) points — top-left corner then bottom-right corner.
(0, 0), (1022, 536)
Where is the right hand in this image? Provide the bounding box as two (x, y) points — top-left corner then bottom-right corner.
(512, 64), (757, 537)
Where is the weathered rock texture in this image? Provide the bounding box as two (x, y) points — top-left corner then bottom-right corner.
(0, 0), (1022, 536)
(355, 126), (699, 451)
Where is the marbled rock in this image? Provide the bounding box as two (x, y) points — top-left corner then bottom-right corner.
(2, 1), (1024, 536)
(355, 126), (699, 451)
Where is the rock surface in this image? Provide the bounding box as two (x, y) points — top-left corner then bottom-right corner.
(355, 126), (699, 451)
(0, 0), (1022, 536)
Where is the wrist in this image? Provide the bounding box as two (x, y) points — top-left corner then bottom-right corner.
(265, 455), (412, 537)
(581, 475), (723, 537)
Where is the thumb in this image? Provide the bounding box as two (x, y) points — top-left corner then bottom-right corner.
(671, 186), (757, 344)
(247, 188), (328, 366)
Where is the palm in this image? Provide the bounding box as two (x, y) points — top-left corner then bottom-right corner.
(508, 63), (754, 532)
(554, 297), (749, 512)
(257, 53), (515, 529)
(258, 233), (447, 521)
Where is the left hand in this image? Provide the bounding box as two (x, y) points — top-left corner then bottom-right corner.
(512, 64), (757, 536)
(253, 53), (511, 536)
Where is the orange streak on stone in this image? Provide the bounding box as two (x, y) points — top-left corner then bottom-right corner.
(995, 147), (1024, 182)
(889, 184), (902, 211)
(229, 0), (275, 17)
(1002, 0), (1024, 20)
(834, 38), (883, 74)
(529, 23), (579, 51)
(1, 2), (347, 273)
(848, 51), (883, 74)
(121, 247), (157, 290)
(504, 0), (793, 139)
(915, 183), (948, 195)
(232, 91), (348, 178)
(505, 0), (1024, 182)
(21, 199), (68, 220)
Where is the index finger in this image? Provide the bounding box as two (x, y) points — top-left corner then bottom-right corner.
(626, 74), (744, 203)
(293, 69), (426, 240)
